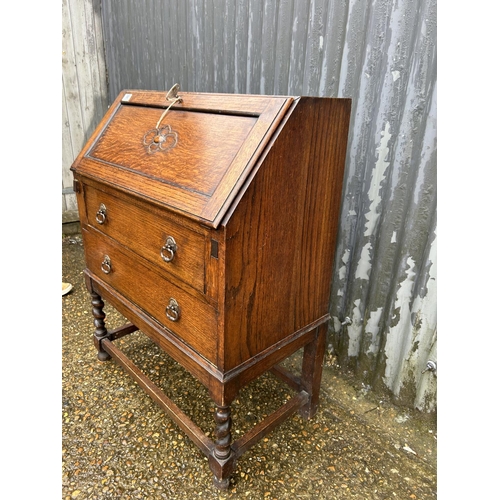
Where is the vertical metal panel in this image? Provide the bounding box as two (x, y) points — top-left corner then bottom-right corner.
(329, 0), (437, 412)
(62, 0), (108, 212)
(98, 0), (437, 411)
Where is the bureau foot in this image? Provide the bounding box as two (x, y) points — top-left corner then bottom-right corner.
(209, 405), (236, 490)
(90, 291), (111, 361)
(210, 456), (234, 491)
(299, 323), (327, 420)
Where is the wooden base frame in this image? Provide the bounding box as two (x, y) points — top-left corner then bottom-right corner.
(89, 284), (327, 490)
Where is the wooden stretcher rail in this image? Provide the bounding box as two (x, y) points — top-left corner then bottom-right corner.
(269, 365), (304, 393)
(232, 390), (309, 458)
(101, 335), (311, 463)
(107, 323), (139, 341)
(101, 337), (215, 457)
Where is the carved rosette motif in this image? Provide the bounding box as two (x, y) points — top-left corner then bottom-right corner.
(143, 125), (178, 154)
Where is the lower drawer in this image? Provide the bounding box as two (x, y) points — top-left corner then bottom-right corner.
(82, 226), (218, 364)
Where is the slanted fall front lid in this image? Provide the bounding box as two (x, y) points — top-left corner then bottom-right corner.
(71, 87), (293, 228)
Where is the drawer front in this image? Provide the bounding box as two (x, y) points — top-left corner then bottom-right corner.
(82, 227), (217, 364)
(84, 185), (206, 294)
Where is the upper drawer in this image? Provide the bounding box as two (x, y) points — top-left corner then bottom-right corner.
(84, 184), (206, 294)
(71, 89), (293, 228)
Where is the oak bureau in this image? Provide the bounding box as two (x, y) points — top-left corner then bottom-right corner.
(71, 85), (351, 489)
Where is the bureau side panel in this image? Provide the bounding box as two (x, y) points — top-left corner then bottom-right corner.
(222, 97), (351, 371)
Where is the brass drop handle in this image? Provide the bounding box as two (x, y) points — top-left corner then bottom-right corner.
(101, 255), (112, 274)
(165, 298), (180, 322)
(96, 203), (107, 224)
(160, 236), (177, 262)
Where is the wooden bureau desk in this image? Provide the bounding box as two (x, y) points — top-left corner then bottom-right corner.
(71, 85), (351, 489)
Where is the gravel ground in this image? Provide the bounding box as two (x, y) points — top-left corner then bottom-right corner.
(62, 235), (437, 499)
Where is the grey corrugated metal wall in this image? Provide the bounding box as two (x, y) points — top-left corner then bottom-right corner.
(97, 0), (437, 411)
